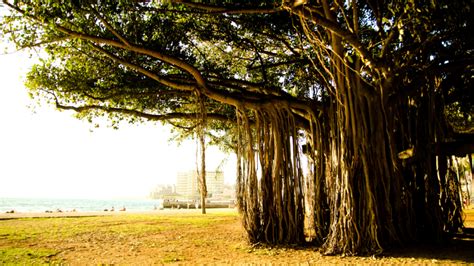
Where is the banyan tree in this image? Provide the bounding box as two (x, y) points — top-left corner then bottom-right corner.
(2, 0), (472, 255)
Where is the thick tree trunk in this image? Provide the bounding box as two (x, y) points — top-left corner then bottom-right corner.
(199, 130), (207, 214)
(197, 94), (207, 214)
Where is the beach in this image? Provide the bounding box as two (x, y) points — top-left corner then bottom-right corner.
(0, 197), (163, 214)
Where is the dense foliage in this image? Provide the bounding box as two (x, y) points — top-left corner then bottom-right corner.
(1, 0), (472, 255)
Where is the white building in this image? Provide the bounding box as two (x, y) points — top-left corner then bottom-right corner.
(176, 170), (224, 199)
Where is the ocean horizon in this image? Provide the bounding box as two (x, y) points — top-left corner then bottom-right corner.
(0, 197), (162, 213)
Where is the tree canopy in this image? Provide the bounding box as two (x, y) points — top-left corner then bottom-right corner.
(1, 0), (472, 255)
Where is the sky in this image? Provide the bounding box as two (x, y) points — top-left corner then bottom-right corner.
(0, 43), (236, 200)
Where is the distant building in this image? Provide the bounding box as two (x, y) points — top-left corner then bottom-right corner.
(149, 184), (177, 199)
(461, 170), (473, 205)
(176, 170), (224, 200)
(222, 184), (236, 200)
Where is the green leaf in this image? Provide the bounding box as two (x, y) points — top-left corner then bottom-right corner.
(346, 55), (354, 64)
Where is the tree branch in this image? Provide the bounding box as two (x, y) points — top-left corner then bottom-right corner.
(88, 5), (131, 47)
(170, 1), (280, 15)
(17, 35), (73, 50)
(73, 87), (190, 102)
(247, 58), (310, 70)
(294, 7), (384, 71)
(380, 13), (407, 59)
(90, 44), (195, 91)
(54, 100), (233, 123)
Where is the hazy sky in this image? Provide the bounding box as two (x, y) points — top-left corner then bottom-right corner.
(0, 44), (236, 200)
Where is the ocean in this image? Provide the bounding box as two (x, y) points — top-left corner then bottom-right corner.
(0, 197), (162, 213)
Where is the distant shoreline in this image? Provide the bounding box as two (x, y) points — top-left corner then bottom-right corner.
(0, 197), (162, 214)
(0, 208), (237, 220)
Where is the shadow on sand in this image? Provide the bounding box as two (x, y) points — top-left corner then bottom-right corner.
(380, 228), (474, 263)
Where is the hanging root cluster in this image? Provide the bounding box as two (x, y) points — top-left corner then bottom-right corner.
(236, 106), (305, 245)
(235, 80), (464, 255)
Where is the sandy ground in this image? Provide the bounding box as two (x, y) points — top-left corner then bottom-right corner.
(1, 208), (473, 264)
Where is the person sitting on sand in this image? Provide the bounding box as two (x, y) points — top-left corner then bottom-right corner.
(110, 206), (115, 211)
(119, 207), (126, 211)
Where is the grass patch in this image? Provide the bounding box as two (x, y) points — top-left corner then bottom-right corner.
(0, 247), (61, 264)
(162, 253), (185, 263)
(99, 220), (167, 235)
(0, 217), (104, 241)
(0, 212), (238, 264)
